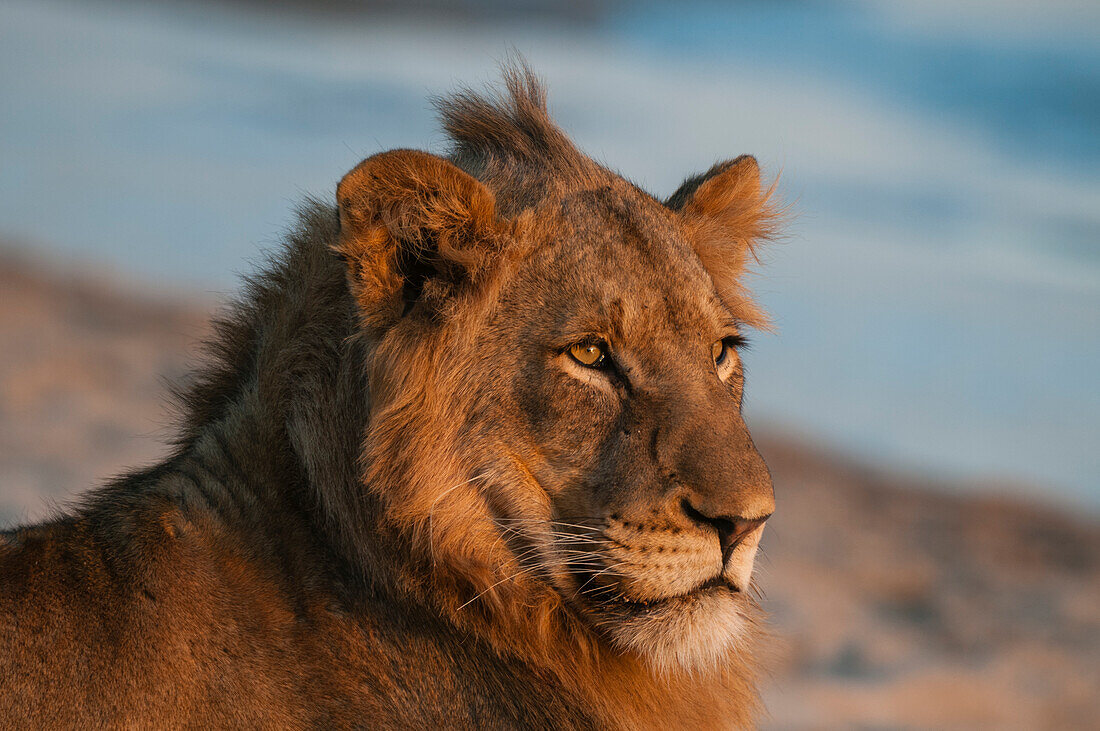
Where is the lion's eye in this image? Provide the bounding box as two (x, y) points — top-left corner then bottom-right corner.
(712, 339), (728, 367)
(569, 342), (607, 368)
(712, 337), (742, 381)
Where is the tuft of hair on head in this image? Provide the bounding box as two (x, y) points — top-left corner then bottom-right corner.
(433, 58), (595, 211)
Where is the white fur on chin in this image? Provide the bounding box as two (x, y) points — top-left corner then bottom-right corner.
(605, 589), (751, 676)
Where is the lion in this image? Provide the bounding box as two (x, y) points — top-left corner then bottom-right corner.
(0, 65), (780, 728)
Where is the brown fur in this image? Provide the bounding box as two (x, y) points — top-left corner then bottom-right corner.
(0, 64), (781, 728)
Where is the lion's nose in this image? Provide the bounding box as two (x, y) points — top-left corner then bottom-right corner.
(681, 499), (771, 564)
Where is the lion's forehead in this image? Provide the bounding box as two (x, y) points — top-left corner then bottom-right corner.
(518, 189), (725, 338)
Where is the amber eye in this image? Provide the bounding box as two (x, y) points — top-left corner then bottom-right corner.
(712, 339), (728, 366)
(713, 337), (742, 381)
(569, 342), (607, 368)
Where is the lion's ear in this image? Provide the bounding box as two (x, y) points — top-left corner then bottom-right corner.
(334, 149), (502, 332)
(667, 155), (779, 328)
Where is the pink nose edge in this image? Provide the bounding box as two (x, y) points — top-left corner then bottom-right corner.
(717, 515), (770, 564)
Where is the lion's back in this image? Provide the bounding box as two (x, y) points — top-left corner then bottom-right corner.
(0, 515), (318, 727)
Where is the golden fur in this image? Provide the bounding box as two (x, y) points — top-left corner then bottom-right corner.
(0, 64), (781, 728)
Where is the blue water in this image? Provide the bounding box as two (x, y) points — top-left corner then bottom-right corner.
(1, 0), (1097, 507)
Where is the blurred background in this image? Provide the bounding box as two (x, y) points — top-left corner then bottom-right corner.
(1, 0), (1097, 727)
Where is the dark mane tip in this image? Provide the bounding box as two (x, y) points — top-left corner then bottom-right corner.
(433, 59), (582, 170)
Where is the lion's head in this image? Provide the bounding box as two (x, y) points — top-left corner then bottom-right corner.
(333, 67), (778, 676)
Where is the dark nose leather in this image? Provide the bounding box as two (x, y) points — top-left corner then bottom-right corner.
(682, 499), (771, 563)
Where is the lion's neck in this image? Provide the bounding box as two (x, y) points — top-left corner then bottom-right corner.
(167, 205), (379, 580)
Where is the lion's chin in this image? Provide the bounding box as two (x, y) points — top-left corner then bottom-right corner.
(597, 586), (753, 676)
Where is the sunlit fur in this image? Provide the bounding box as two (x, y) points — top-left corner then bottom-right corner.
(0, 64), (781, 728)
(331, 63), (780, 706)
(604, 590), (753, 676)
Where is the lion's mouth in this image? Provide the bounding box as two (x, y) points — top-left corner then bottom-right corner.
(570, 561), (737, 611)
(613, 575), (737, 608)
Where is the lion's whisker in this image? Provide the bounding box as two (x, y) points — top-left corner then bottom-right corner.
(573, 563), (623, 598)
(493, 517), (605, 527)
(455, 564), (544, 612)
(494, 520), (606, 534)
(428, 473), (486, 567)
